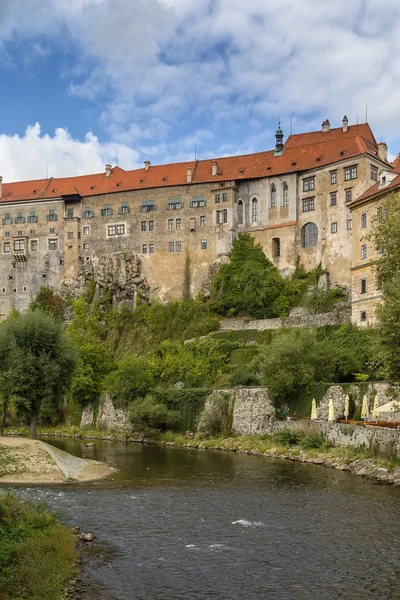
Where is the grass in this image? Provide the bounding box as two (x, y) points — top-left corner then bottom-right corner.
(0, 447), (25, 478)
(0, 493), (76, 600)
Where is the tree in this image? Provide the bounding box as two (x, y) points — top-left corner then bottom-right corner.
(29, 285), (65, 320)
(105, 356), (154, 408)
(0, 311), (77, 439)
(129, 394), (180, 433)
(371, 192), (400, 380)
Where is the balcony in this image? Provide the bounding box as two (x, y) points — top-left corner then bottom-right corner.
(15, 217), (26, 224)
(82, 211), (94, 218)
(27, 216), (38, 223)
(46, 214), (57, 222)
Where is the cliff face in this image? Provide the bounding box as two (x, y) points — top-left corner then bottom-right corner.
(61, 252), (150, 308)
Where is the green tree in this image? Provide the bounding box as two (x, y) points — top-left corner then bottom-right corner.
(129, 394), (180, 433)
(371, 192), (400, 380)
(105, 356), (154, 408)
(0, 311), (76, 439)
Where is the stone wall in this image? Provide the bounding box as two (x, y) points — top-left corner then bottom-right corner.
(219, 303), (351, 332)
(80, 393), (130, 431)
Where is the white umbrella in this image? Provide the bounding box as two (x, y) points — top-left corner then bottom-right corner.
(344, 394), (349, 419)
(311, 398), (317, 420)
(361, 395), (369, 420)
(328, 398), (335, 422)
(372, 395), (379, 419)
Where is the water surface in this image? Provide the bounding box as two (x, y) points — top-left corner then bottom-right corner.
(16, 439), (400, 599)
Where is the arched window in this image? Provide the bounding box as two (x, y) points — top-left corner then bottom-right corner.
(251, 198), (258, 223)
(222, 209), (228, 224)
(272, 237), (280, 258)
(301, 223), (318, 248)
(282, 184), (289, 206)
(237, 200), (244, 225)
(271, 185), (277, 208)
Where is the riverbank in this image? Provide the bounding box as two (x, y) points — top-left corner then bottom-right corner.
(0, 493), (76, 600)
(0, 437), (113, 484)
(5, 425), (400, 486)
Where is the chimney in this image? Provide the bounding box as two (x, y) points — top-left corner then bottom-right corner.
(144, 160), (151, 171)
(105, 164), (112, 178)
(0, 176), (2, 200)
(211, 161), (218, 176)
(187, 168), (192, 184)
(342, 115), (348, 132)
(378, 142), (388, 162)
(321, 119), (330, 132)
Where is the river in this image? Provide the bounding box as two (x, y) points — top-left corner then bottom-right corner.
(15, 438), (400, 599)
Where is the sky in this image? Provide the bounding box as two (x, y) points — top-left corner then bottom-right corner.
(1, 0), (400, 182)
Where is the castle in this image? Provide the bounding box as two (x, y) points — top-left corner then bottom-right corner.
(0, 117), (391, 320)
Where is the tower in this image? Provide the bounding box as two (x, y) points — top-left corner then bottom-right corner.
(274, 121), (284, 156)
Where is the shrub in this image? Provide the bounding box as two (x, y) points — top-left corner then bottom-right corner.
(229, 370), (260, 387)
(301, 432), (326, 449)
(274, 428), (302, 446)
(129, 394), (180, 433)
(197, 393), (231, 436)
(105, 356), (154, 408)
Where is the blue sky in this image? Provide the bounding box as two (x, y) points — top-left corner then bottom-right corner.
(1, 0), (400, 181)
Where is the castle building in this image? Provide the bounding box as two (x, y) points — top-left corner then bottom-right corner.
(348, 159), (400, 327)
(0, 117), (390, 315)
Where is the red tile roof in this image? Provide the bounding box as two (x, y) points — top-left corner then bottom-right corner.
(0, 123), (383, 204)
(352, 172), (400, 205)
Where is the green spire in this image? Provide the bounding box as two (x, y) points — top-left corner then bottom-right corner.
(274, 120), (284, 156)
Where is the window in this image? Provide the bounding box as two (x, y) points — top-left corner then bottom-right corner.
(168, 219), (174, 230)
(215, 193), (221, 204)
(238, 200), (244, 225)
(46, 209), (57, 222)
(2, 213), (12, 225)
(222, 192), (228, 203)
(330, 192), (337, 206)
(141, 221), (147, 232)
(191, 196), (206, 208)
(377, 206), (382, 218)
(272, 237), (280, 258)
(149, 243), (155, 254)
(148, 220), (154, 232)
(361, 279), (367, 294)
(83, 242), (90, 250)
(29, 229), (36, 236)
(118, 202), (130, 214)
(270, 186), (277, 208)
(66, 208), (74, 219)
(331, 222), (337, 234)
(371, 165), (378, 181)
(347, 219), (352, 230)
(282, 185), (289, 207)
(15, 211), (25, 224)
(42, 274), (47, 279)
(83, 205), (94, 218)
(361, 213), (367, 229)
(108, 224), (125, 236)
(330, 171), (337, 185)
(222, 209), (228, 223)
(345, 189), (352, 203)
(28, 210), (37, 223)
(68, 232), (73, 240)
(302, 197), (315, 212)
(190, 218), (196, 231)
(301, 223), (318, 248)
(17, 231), (23, 236)
(360, 311), (367, 322)
(13, 240), (24, 252)
(30, 240), (38, 251)
(142, 244), (148, 254)
(101, 204), (113, 217)
(251, 198), (258, 223)
(4, 231), (10, 237)
(303, 176), (315, 192)
(48, 239), (58, 250)
(176, 218), (182, 230)
(167, 199), (182, 210)
(168, 242), (174, 252)
(176, 241), (182, 252)
(361, 244), (367, 260)
(83, 226), (90, 236)
(3, 242), (10, 253)
(382, 175), (387, 185)
(140, 201), (156, 212)
(344, 165), (357, 181)
(200, 216), (206, 227)
(201, 239), (207, 250)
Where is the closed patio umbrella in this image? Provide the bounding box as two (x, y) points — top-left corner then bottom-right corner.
(344, 394), (350, 420)
(328, 398), (335, 422)
(361, 395), (369, 420)
(311, 398), (317, 420)
(373, 395), (379, 419)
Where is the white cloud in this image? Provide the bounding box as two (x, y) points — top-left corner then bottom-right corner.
(2, 0), (400, 169)
(0, 123), (140, 182)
